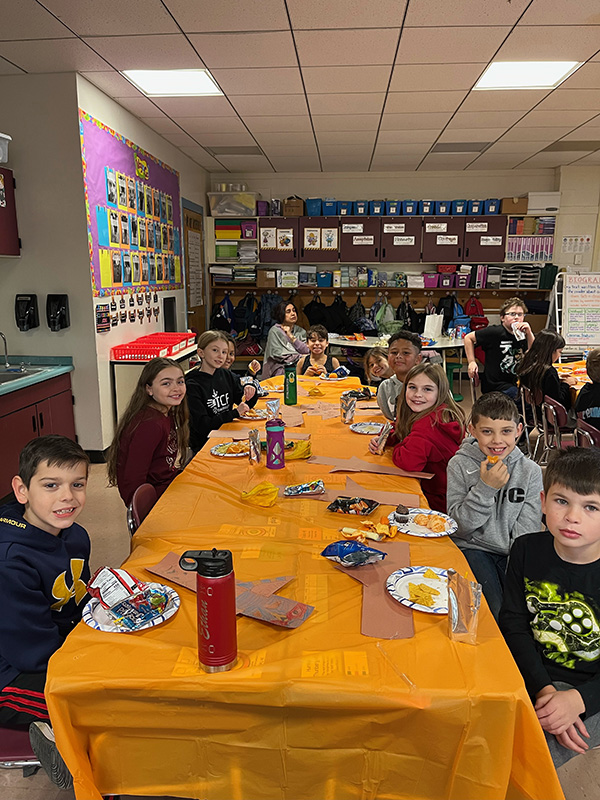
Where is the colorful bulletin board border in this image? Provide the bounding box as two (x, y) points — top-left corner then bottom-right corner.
(79, 109), (183, 297)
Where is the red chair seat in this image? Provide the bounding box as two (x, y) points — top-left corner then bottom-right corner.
(0, 726), (40, 768)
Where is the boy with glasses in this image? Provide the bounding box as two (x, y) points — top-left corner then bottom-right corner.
(464, 297), (534, 399)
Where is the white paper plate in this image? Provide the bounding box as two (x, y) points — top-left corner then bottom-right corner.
(82, 583), (180, 633)
(349, 422), (384, 435)
(210, 442), (250, 458)
(387, 507), (456, 538)
(386, 566), (448, 615)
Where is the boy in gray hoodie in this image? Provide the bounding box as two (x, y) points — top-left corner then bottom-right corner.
(447, 392), (543, 621)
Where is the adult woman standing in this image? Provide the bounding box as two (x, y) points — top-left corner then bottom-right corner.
(261, 301), (309, 379)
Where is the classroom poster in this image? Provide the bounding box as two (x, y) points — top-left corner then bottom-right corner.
(79, 109), (183, 297)
(564, 273), (600, 346)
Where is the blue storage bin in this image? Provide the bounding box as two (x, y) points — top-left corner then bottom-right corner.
(337, 200), (352, 215)
(369, 200), (384, 215)
(484, 198), (500, 214)
(435, 201), (450, 215)
(419, 200), (434, 215)
(354, 201), (368, 215)
(322, 200), (337, 216)
(317, 271), (333, 287)
(467, 200), (483, 215)
(402, 200), (417, 215)
(451, 199), (467, 215)
(385, 200), (400, 215)
(305, 198), (322, 216)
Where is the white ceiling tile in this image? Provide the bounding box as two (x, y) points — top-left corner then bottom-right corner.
(211, 67), (303, 95)
(0, 38), (108, 72)
(288, 0), (407, 29)
(193, 133), (257, 147)
(572, 151), (600, 165)
(370, 157), (420, 171)
(230, 95), (309, 116)
(302, 66), (392, 94)
(318, 144), (374, 157)
(270, 157), (322, 172)
(438, 127), (510, 143)
(217, 154), (275, 172)
(467, 154), (524, 170)
(42, 0), (178, 35)
(380, 112), (453, 130)
(246, 116), (313, 133)
(309, 93), (385, 115)
(316, 130), (377, 145)
(495, 26), (600, 61)
(419, 153), (476, 170)
(377, 129), (439, 144)
(396, 28), (509, 64)
(295, 29), (400, 67)
(521, 0), (600, 25)
(162, 131), (198, 147)
(189, 32), (297, 68)
(153, 96), (236, 116)
(406, 0), (530, 26)
(174, 116), (247, 134)
(501, 126), (576, 141)
(519, 151), (592, 168)
(179, 146), (226, 170)
(485, 141), (557, 154)
(535, 89), (600, 111)
(255, 131), (316, 146)
(374, 142), (431, 157)
(114, 96), (164, 117)
(83, 34), (203, 70)
(385, 91), (466, 114)
(459, 89), (550, 112)
(312, 114), (380, 131)
(0, 56), (25, 75)
(561, 63), (600, 90)
(0, 0), (73, 39)
(80, 71), (143, 97)
(262, 144), (319, 156)
(570, 117), (600, 130)
(390, 63), (486, 92)
(518, 109), (597, 127)
(164, 0), (290, 32)
(139, 116), (182, 134)
(448, 111), (524, 129)
(562, 128), (600, 141)
(321, 155), (372, 171)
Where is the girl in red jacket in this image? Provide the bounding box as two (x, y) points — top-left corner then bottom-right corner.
(370, 363), (465, 512)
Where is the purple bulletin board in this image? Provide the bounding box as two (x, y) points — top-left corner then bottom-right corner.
(79, 109), (183, 297)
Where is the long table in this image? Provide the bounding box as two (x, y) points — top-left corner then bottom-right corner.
(46, 376), (564, 800)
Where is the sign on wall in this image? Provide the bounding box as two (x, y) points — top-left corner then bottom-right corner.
(563, 273), (600, 346)
(79, 109), (183, 297)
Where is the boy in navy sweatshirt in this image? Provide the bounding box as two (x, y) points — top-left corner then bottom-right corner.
(0, 435), (91, 788)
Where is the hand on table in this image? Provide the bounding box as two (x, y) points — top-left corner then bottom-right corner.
(535, 687), (585, 735)
(237, 401), (250, 417)
(243, 385), (256, 402)
(480, 459), (510, 490)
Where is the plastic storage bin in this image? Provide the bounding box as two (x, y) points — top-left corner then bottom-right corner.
(385, 200), (400, 215)
(354, 201), (368, 215)
(322, 200), (337, 216)
(306, 198), (322, 216)
(369, 200), (385, 215)
(435, 201), (450, 215)
(241, 221), (257, 239)
(451, 199), (467, 215)
(456, 274), (470, 287)
(419, 200), (434, 215)
(337, 201), (353, 215)
(208, 192), (259, 217)
(402, 200), (417, 215)
(439, 274), (456, 288)
(423, 273), (440, 288)
(467, 200), (483, 215)
(484, 198), (500, 214)
(317, 271), (333, 287)
(256, 200), (270, 216)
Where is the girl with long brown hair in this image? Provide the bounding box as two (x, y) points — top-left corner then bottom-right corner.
(106, 357), (189, 505)
(517, 328), (575, 410)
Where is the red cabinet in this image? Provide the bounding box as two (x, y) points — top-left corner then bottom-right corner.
(422, 217), (465, 262)
(258, 217), (299, 263)
(463, 215), (507, 262)
(380, 217), (422, 263)
(299, 217), (339, 263)
(339, 217), (381, 262)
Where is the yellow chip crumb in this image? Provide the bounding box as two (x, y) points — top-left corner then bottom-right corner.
(408, 582), (440, 607)
(423, 568), (439, 580)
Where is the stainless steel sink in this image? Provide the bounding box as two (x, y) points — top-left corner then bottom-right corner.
(0, 368), (49, 383)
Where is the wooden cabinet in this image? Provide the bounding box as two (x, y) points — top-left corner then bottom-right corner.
(258, 217), (299, 263)
(463, 215), (507, 262)
(299, 217), (339, 263)
(339, 217), (381, 262)
(422, 216), (465, 262)
(0, 373), (76, 498)
(380, 217), (422, 263)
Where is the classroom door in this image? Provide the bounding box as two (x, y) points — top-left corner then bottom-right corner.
(183, 207), (206, 336)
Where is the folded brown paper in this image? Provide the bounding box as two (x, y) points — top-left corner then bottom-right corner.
(312, 477), (420, 508)
(308, 455), (433, 480)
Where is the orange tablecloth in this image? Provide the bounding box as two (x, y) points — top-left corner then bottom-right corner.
(46, 376), (564, 800)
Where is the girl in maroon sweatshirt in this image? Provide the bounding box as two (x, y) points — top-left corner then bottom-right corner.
(107, 357), (189, 506)
(370, 363), (465, 512)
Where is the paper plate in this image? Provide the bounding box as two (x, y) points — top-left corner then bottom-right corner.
(239, 409), (268, 420)
(210, 441), (250, 458)
(386, 566), (448, 615)
(319, 374), (349, 382)
(82, 583), (180, 633)
(349, 422), (384, 435)
(387, 507), (456, 538)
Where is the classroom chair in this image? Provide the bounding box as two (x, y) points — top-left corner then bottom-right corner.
(445, 351), (463, 402)
(519, 385), (544, 462)
(575, 418), (600, 448)
(0, 726), (40, 777)
(540, 395), (575, 465)
(126, 483), (157, 535)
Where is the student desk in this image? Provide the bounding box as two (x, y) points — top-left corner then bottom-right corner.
(328, 334), (465, 372)
(46, 377), (564, 800)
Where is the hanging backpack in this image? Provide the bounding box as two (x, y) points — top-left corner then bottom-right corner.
(396, 298), (424, 333)
(348, 296), (378, 335)
(233, 293), (259, 340)
(375, 297), (403, 335)
(464, 295), (489, 332)
(304, 294), (329, 327)
(210, 294), (235, 333)
(257, 292), (283, 339)
(325, 294), (353, 334)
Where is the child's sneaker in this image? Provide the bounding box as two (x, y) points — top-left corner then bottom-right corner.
(29, 721), (73, 790)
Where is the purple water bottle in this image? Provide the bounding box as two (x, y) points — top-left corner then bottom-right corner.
(265, 418), (285, 469)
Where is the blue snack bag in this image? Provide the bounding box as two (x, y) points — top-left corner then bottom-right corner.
(321, 540), (386, 567)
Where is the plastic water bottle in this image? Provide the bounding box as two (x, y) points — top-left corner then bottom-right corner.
(284, 363), (297, 405)
(265, 418), (285, 469)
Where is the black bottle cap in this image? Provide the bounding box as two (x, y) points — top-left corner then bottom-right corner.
(179, 548), (233, 577)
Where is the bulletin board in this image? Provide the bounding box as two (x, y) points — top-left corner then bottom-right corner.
(79, 109), (183, 297)
(563, 273), (600, 346)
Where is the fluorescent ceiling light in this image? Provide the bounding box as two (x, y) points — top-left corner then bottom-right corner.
(122, 69), (222, 97)
(474, 61), (580, 90)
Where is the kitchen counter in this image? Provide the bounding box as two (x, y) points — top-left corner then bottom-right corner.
(0, 355), (73, 397)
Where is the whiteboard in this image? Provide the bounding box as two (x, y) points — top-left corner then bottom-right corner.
(563, 273), (600, 346)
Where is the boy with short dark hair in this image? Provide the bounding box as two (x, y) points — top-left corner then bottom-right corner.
(0, 435), (91, 788)
(376, 330), (423, 420)
(447, 392), (543, 620)
(574, 348), (600, 430)
(297, 324), (340, 377)
(499, 447), (600, 768)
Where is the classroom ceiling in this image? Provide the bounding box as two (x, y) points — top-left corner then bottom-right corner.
(2, 0), (600, 173)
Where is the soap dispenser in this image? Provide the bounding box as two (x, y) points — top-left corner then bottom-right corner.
(46, 294), (70, 331)
(15, 294), (39, 331)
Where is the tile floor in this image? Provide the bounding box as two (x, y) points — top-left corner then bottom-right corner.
(2, 397), (599, 798)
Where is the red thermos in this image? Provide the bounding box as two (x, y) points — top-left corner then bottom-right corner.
(179, 549), (237, 672)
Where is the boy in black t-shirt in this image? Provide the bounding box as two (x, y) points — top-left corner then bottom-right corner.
(575, 348), (600, 431)
(499, 448), (600, 768)
(465, 297), (534, 399)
